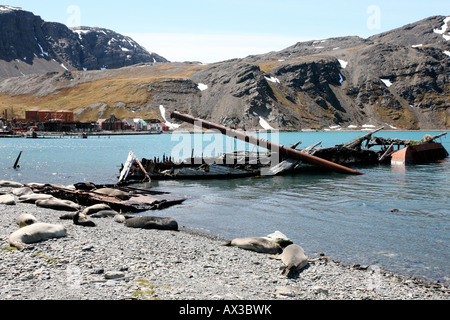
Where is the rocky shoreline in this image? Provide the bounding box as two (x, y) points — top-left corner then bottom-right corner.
(0, 182), (448, 301)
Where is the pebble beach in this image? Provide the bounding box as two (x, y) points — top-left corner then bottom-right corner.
(0, 183), (449, 302)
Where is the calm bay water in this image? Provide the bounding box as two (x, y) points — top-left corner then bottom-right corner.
(1, 131), (449, 284)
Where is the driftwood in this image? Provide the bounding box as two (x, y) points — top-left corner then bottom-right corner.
(343, 127), (384, 149)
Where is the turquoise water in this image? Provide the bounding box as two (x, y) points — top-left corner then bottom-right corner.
(1, 131), (449, 284)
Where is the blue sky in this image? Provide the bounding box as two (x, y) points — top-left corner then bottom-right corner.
(4, 0), (450, 63)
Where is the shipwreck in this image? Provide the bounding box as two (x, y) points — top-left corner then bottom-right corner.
(118, 113), (448, 183)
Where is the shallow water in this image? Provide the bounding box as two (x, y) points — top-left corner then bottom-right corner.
(1, 131), (449, 284)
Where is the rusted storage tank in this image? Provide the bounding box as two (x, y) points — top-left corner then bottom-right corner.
(38, 110), (53, 122)
(25, 110), (39, 122)
(57, 110), (74, 122)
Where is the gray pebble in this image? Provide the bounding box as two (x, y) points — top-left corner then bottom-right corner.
(0, 201), (448, 301)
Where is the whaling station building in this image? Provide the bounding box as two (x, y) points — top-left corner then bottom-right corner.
(1, 109), (169, 133)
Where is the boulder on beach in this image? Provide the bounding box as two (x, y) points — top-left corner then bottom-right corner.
(113, 214), (126, 224)
(125, 216), (178, 231)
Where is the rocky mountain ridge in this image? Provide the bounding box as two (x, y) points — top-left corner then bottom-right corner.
(0, 8), (448, 131)
(0, 5), (167, 78)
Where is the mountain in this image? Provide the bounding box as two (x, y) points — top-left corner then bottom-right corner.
(0, 5), (167, 78)
(0, 9), (448, 130)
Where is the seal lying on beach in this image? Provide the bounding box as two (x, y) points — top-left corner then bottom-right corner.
(12, 187), (34, 197)
(125, 216), (178, 231)
(81, 203), (112, 215)
(73, 212), (96, 227)
(16, 214), (37, 228)
(94, 188), (130, 200)
(19, 194), (55, 204)
(90, 210), (119, 218)
(35, 199), (81, 212)
(0, 194), (16, 205)
(0, 180), (23, 188)
(8, 223), (67, 250)
(59, 212), (78, 220)
(221, 237), (283, 254)
(272, 244), (308, 277)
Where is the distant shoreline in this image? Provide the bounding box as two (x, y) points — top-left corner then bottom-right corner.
(0, 128), (447, 139)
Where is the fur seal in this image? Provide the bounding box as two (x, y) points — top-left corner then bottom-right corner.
(81, 203), (112, 215)
(16, 214), (37, 228)
(73, 212), (96, 227)
(8, 223), (67, 250)
(12, 187), (34, 197)
(0, 180), (23, 188)
(0, 194), (16, 205)
(274, 244), (308, 277)
(35, 199), (81, 212)
(125, 216), (178, 231)
(221, 237), (283, 254)
(59, 212), (78, 220)
(19, 193), (55, 203)
(90, 210), (118, 218)
(95, 188), (130, 200)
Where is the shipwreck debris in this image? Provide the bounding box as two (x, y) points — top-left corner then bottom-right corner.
(118, 121), (447, 183)
(170, 111), (364, 175)
(369, 132), (448, 165)
(13, 151), (22, 169)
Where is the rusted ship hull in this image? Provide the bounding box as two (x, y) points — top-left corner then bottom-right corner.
(391, 143), (449, 165)
(123, 152), (266, 182)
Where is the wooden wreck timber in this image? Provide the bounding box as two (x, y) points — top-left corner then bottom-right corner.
(25, 183), (188, 213)
(118, 124), (448, 183)
(119, 128), (387, 183)
(121, 151), (266, 182)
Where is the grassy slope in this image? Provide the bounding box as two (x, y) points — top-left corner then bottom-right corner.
(0, 63), (209, 122)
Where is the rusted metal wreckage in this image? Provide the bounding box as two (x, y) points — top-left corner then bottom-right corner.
(118, 112), (448, 183)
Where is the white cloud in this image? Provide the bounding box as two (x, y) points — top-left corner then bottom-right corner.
(126, 33), (307, 63)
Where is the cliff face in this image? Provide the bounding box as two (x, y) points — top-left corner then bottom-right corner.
(0, 6), (167, 78)
(0, 8), (448, 130)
